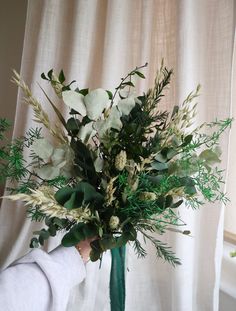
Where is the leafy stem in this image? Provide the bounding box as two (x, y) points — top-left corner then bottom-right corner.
(110, 62), (148, 107)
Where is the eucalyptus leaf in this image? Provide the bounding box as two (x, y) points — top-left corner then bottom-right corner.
(55, 186), (75, 205)
(62, 223), (86, 246)
(62, 91), (86, 116)
(155, 153), (167, 163)
(117, 96), (136, 115)
(151, 161), (168, 171)
(35, 165), (60, 180)
(31, 138), (53, 161)
(77, 122), (96, 143)
(84, 88), (109, 120)
(64, 192), (81, 209)
(61, 231), (80, 247)
(199, 149), (221, 164)
(167, 148), (178, 160)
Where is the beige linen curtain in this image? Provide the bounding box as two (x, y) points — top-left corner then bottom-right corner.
(0, 1), (235, 310)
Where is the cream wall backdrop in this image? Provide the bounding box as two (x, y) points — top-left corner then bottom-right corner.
(0, 1), (235, 311)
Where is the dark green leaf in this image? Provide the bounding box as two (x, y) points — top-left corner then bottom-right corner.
(62, 224), (85, 247)
(48, 224), (57, 236)
(39, 229), (50, 240)
(165, 195), (173, 208)
(76, 181), (104, 204)
(156, 196), (165, 210)
(55, 186), (75, 205)
(90, 249), (101, 262)
(53, 218), (67, 228)
(62, 85), (71, 92)
(182, 135), (193, 147)
(171, 199), (183, 208)
(135, 71), (145, 79)
(123, 224), (137, 241)
(66, 117), (80, 134)
(64, 192), (81, 209)
(147, 175), (163, 186)
(121, 81), (135, 87)
(62, 232), (80, 247)
(58, 70), (65, 83)
(30, 238), (39, 248)
(90, 240), (102, 261)
(47, 69), (53, 80)
(82, 223), (98, 239)
(79, 88), (89, 96)
(106, 90), (113, 100)
(71, 139), (98, 185)
(41, 73), (49, 81)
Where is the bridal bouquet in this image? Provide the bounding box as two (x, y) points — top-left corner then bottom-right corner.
(0, 62), (231, 310)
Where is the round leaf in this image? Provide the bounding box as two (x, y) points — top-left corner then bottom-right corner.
(84, 88), (109, 120)
(62, 91), (86, 116)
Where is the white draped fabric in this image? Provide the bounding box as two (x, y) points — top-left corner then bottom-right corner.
(0, 1), (235, 310)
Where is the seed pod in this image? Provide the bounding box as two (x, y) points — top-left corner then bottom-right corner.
(109, 216), (120, 230)
(139, 191), (157, 201)
(115, 150), (127, 171)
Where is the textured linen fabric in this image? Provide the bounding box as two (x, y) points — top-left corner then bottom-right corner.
(0, 1), (235, 311)
(0, 246), (86, 311)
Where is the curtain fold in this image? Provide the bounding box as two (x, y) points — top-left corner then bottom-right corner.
(0, 1), (235, 310)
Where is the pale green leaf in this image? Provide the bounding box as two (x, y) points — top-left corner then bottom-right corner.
(35, 165), (60, 180)
(84, 88), (109, 120)
(77, 122), (96, 143)
(31, 138), (53, 162)
(117, 96), (136, 115)
(62, 91), (86, 116)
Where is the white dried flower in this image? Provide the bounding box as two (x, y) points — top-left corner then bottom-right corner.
(115, 150), (127, 171)
(109, 216), (120, 230)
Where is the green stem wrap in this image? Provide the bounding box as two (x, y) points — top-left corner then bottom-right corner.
(110, 246), (126, 311)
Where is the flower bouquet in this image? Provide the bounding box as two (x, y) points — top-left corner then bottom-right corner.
(0, 62), (231, 311)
